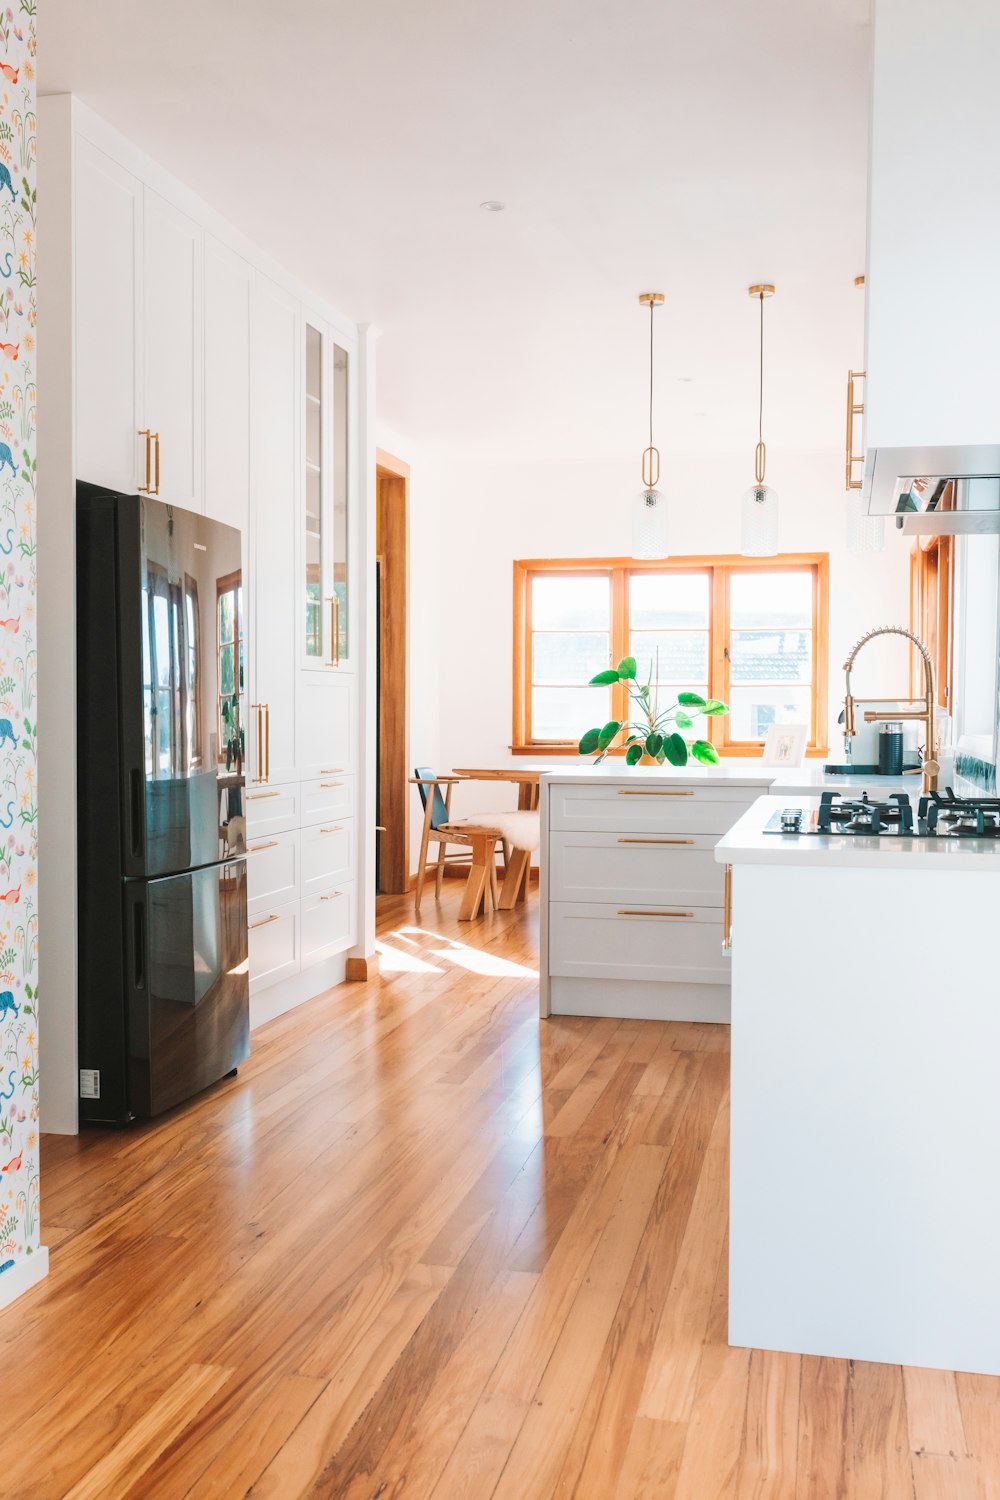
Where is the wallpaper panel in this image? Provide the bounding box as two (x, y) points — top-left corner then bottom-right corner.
(0, 0), (37, 1279)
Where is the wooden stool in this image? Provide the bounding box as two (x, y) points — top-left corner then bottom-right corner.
(438, 823), (501, 920)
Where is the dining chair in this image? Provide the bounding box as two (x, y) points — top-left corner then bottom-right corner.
(411, 767), (509, 912)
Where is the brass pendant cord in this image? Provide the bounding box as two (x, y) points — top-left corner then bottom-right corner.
(754, 291), (766, 487)
(648, 296), (654, 454)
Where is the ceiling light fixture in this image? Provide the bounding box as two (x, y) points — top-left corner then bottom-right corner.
(632, 291), (669, 560)
(741, 283), (779, 557)
(479, 200), (505, 212)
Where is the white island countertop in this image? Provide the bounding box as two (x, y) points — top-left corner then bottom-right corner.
(539, 760), (919, 798)
(715, 793), (1000, 872)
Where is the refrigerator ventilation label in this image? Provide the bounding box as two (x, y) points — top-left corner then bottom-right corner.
(79, 1068), (100, 1099)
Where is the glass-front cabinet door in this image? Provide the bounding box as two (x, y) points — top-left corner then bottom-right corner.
(302, 316), (351, 670)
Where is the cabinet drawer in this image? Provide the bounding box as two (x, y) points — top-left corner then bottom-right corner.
(301, 881), (355, 964)
(246, 829), (299, 915)
(549, 900), (730, 985)
(549, 831), (725, 906)
(301, 818), (354, 898)
(301, 774), (353, 825)
(549, 783), (756, 835)
(249, 898), (300, 993)
(246, 781), (299, 838)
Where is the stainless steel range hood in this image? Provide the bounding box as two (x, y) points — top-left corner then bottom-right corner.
(865, 447), (1000, 534)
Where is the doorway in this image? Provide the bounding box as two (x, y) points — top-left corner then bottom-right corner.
(376, 450), (410, 894)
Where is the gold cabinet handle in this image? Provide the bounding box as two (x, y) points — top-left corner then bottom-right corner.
(325, 596), (341, 667)
(723, 863), (733, 955)
(617, 837), (694, 845)
(248, 839), (279, 852)
(320, 891), (343, 902)
(318, 825), (342, 834)
(617, 788), (693, 796)
(247, 790), (280, 802)
(151, 431), (161, 495)
(137, 429), (152, 492)
(249, 913), (280, 930)
(264, 703), (270, 782)
(617, 909), (694, 919)
(319, 781), (344, 789)
(319, 768), (345, 775)
(845, 369), (865, 491)
(250, 704), (264, 784)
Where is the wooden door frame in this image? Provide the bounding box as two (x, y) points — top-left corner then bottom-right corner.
(376, 449), (410, 893)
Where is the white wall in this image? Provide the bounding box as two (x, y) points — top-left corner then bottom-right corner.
(427, 444), (912, 823)
(375, 422), (444, 871)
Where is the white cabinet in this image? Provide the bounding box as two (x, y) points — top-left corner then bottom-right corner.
(74, 140), (142, 493)
(297, 674), (354, 780)
(301, 882), (355, 964)
(249, 899), (299, 993)
(245, 782), (299, 839)
(247, 828), (299, 915)
(548, 830), (725, 907)
(549, 902), (729, 986)
(142, 189), (203, 509)
(250, 274), (299, 787)
(204, 240), (251, 537)
(301, 819), (353, 897)
(301, 314), (353, 671)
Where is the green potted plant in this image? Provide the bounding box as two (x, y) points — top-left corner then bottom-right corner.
(578, 657), (728, 766)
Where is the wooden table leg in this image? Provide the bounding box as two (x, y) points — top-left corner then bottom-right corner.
(498, 846), (530, 910)
(458, 833), (497, 920)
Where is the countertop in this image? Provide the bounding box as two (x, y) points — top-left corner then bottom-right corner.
(715, 794), (1000, 872)
(537, 759), (920, 798)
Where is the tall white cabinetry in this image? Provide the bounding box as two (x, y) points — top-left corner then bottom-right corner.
(41, 97), (374, 1134)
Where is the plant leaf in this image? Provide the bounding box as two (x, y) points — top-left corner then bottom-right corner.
(616, 655), (637, 680)
(663, 733), (688, 766)
(597, 720), (622, 751)
(691, 738), (720, 765)
(578, 727), (601, 755)
(704, 699), (729, 715)
(677, 691), (707, 708)
(625, 742), (643, 766)
(645, 731), (663, 757)
(674, 712), (693, 729)
(589, 668), (621, 686)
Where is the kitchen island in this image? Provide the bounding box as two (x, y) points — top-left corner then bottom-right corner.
(716, 794), (1000, 1376)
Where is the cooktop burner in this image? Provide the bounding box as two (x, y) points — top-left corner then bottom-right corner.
(764, 789), (1000, 839)
(919, 791), (1000, 837)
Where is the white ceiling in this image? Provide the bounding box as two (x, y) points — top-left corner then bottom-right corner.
(41, 0), (872, 460)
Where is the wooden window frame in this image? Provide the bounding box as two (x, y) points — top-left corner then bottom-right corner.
(512, 553), (830, 757)
(909, 534), (953, 713)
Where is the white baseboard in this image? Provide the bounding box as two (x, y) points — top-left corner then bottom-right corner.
(549, 977), (731, 1023)
(0, 1246), (49, 1311)
(250, 952), (349, 1030)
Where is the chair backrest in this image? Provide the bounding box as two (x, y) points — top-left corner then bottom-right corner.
(414, 767), (450, 831)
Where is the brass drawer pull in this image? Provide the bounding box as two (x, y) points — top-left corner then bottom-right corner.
(319, 782), (344, 789)
(249, 913), (280, 930)
(319, 768), (345, 775)
(248, 790), (281, 801)
(723, 864), (733, 955)
(617, 909), (693, 919)
(318, 825), (342, 834)
(617, 837), (694, 845)
(320, 891), (343, 902)
(248, 839), (279, 853)
(617, 788), (693, 796)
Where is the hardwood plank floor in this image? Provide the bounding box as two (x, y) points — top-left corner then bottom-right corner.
(5, 887), (998, 1498)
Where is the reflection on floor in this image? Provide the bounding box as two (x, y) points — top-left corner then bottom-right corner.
(13, 884), (999, 1497)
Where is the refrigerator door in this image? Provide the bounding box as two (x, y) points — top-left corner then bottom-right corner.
(118, 494), (245, 878)
(124, 857), (249, 1119)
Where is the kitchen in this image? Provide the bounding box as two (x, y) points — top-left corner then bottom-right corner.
(4, 0), (1000, 1495)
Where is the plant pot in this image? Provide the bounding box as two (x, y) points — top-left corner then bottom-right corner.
(639, 753), (660, 766)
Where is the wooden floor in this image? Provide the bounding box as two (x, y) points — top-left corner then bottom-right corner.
(7, 889), (999, 1497)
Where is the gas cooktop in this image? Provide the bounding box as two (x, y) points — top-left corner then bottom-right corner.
(764, 790), (1000, 839)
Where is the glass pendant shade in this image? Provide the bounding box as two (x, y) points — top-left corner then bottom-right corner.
(632, 487), (669, 559)
(741, 483), (779, 556)
(846, 487), (885, 553)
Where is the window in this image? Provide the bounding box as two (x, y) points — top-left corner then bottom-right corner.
(512, 555), (829, 754)
(217, 571), (245, 766)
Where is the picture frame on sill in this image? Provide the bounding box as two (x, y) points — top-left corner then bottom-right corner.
(761, 723), (808, 767)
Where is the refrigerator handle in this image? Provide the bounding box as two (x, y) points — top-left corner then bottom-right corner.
(130, 768), (143, 859)
(132, 898), (146, 990)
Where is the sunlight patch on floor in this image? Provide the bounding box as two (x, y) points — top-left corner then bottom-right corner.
(374, 938), (443, 974)
(391, 926), (538, 980)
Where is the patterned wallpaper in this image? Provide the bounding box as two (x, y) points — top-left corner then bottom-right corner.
(0, 1), (37, 1280)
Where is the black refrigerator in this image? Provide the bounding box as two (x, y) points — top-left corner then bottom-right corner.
(76, 482), (249, 1125)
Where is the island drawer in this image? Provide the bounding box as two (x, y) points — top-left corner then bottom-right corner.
(549, 784), (757, 835)
(548, 831), (725, 907)
(548, 900), (730, 986)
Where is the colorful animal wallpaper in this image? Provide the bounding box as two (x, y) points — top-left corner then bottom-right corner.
(0, 2), (37, 1280)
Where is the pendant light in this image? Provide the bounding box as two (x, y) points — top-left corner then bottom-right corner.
(846, 275), (885, 553)
(741, 283), (779, 557)
(632, 291), (669, 559)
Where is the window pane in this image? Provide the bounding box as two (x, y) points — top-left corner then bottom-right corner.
(219, 590), (234, 646)
(728, 684), (812, 740)
(629, 631), (708, 683)
(532, 575), (609, 630)
(532, 685), (611, 741)
(730, 571), (812, 628)
(532, 632), (609, 685)
(648, 685), (709, 717)
(729, 629), (812, 684)
(220, 643), (235, 696)
(630, 573), (709, 629)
